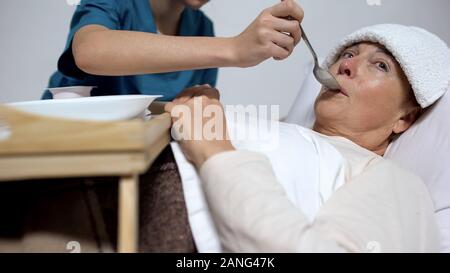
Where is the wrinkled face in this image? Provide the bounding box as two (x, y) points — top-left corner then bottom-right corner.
(182, 0), (210, 9)
(314, 42), (414, 138)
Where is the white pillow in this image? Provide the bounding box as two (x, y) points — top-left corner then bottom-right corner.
(285, 60), (321, 127)
(285, 60), (450, 252)
(385, 90), (450, 253)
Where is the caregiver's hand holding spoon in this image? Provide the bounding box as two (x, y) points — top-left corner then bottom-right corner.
(232, 0), (304, 67)
(72, 0), (303, 77)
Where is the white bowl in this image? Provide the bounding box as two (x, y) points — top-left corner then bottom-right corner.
(48, 86), (96, 99)
(8, 95), (162, 122)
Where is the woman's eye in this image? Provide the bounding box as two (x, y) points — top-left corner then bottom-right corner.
(376, 62), (389, 72)
(341, 52), (354, 59)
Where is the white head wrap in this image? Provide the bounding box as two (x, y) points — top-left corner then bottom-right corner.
(324, 24), (450, 108)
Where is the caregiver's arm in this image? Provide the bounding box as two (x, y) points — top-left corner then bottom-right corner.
(72, 0), (303, 76)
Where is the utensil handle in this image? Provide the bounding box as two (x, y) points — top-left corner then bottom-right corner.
(299, 25), (319, 64)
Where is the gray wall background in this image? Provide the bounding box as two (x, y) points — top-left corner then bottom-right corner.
(1, 0), (449, 117)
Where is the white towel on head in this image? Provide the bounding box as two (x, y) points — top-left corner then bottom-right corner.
(324, 24), (450, 108)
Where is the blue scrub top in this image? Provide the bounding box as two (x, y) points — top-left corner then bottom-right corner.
(43, 0), (218, 101)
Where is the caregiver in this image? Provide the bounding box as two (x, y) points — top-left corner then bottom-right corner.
(43, 0), (303, 100)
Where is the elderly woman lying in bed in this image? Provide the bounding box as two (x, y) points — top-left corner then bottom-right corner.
(165, 24), (450, 252)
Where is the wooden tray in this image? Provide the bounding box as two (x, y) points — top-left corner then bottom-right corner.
(0, 104), (171, 155)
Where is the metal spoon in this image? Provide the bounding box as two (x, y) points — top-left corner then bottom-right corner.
(299, 25), (341, 90)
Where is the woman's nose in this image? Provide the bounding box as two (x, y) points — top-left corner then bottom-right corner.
(338, 59), (356, 78)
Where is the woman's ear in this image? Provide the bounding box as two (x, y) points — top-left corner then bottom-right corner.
(392, 107), (422, 134)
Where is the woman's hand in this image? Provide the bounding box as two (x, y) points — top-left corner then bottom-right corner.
(231, 0), (304, 67)
(165, 86), (235, 169)
(172, 84), (220, 103)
